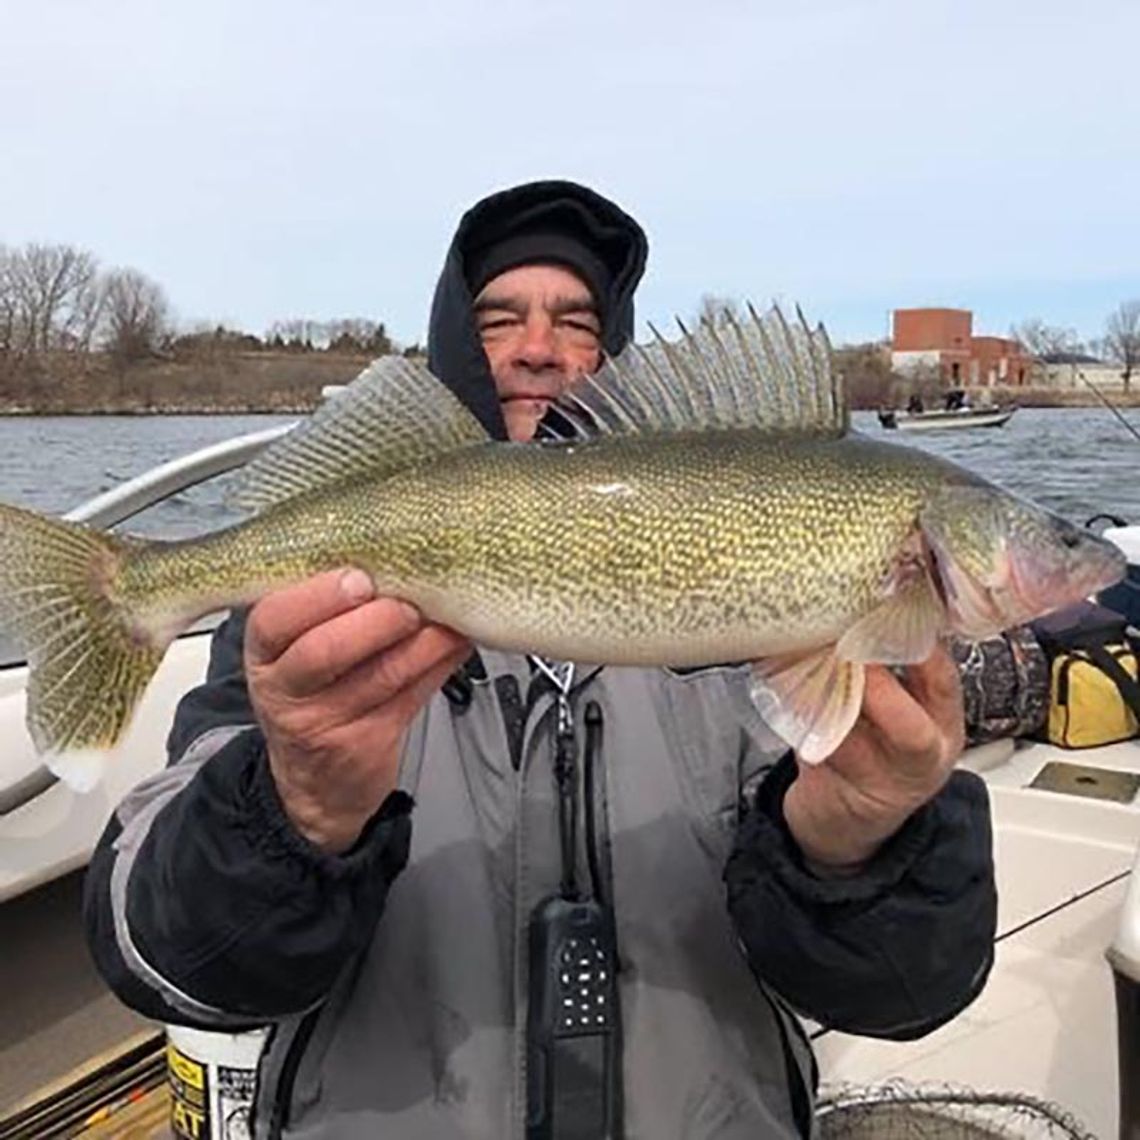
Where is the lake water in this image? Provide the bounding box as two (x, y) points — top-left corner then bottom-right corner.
(1, 408), (1138, 534)
(0, 414), (298, 537)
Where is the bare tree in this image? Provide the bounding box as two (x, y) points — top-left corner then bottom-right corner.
(14, 243), (104, 353)
(0, 246), (15, 356)
(267, 318), (321, 350)
(1009, 318), (1084, 359)
(325, 318), (393, 355)
(1102, 300), (1140, 392)
(0, 243), (107, 358)
(268, 317), (395, 354)
(102, 268), (171, 362)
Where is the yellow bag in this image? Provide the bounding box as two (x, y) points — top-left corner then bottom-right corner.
(1046, 644), (1140, 748)
(1033, 602), (1140, 750)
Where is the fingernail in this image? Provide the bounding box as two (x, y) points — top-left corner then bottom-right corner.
(340, 568), (375, 604)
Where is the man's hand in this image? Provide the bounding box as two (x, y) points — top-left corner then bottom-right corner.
(782, 646), (967, 873)
(244, 568), (471, 855)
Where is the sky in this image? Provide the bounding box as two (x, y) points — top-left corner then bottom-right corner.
(2, 0), (1138, 348)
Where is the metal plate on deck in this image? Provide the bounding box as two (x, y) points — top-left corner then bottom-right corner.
(1029, 760), (1140, 803)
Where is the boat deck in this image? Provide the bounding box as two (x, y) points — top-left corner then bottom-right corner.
(0, 869), (156, 1122)
(816, 737), (1140, 1139)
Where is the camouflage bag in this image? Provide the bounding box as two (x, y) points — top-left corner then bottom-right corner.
(948, 626), (1050, 746)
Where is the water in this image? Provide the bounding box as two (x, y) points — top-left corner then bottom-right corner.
(0, 414), (297, 538)
(1, 408), (1137, 534)
(852, 408), (1140, 525)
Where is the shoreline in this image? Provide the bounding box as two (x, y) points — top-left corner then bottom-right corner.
(0, 404), (315, 417)
(0, 383), (1136, 418)
(3, 349), (1135, 417)
(4, 399), (1139, 417)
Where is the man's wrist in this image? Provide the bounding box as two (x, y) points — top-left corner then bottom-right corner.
(265, 743), (383, 856)
(782, 770), (914, 874)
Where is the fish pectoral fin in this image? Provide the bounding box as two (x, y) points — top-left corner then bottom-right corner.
(748, 647), (865, 764)
(836, 564), (945, 666)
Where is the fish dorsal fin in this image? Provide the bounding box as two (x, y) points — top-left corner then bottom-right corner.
(558, 303), (846, 440)
(232, 356), (488, 511)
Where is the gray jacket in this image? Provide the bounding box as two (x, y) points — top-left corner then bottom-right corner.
(85, 617), (995, 1139)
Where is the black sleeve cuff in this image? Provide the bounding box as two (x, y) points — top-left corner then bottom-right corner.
(747, 750), (941, 905)
(242, 730), (414, 882)
(725, 752), (997, 1037)
(127, 728), (413, 1019)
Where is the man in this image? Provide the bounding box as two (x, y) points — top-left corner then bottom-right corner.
(85, 180), (996, 1139)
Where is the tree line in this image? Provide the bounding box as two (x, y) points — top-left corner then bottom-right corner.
(1011, 307), (1139, 391)
(0, 241), (412, 373)
(0, 243), (166, 364)
(4, 243), (1135, 396)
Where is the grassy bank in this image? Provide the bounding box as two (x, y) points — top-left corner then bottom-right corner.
(1, 354), (1136, 416)
(976, 384), (1140, 409)
(0, 351), (374, 415)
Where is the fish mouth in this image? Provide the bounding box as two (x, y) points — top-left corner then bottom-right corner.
(1007, 537), (1127, 618)
(926, 531), (1127, 639)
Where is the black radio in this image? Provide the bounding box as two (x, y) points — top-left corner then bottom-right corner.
(526, 894), (622, 1140)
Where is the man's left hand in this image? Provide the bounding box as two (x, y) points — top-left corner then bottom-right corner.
(781, 645), (967, 874)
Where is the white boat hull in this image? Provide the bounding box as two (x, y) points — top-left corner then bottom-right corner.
(0, 634), (215, 903)
(0, 425), (290, 903)
(881, 407), (1017, 432)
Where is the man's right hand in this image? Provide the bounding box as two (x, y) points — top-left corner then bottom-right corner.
(244, 568), (471, 855)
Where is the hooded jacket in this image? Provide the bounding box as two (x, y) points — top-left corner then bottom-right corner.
(84, 180), (997, 1139)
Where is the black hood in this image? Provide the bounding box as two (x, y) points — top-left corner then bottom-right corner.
(426, 180), (649, 440)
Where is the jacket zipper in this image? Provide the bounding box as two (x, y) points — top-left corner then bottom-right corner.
(263, 1008), (322, 1138)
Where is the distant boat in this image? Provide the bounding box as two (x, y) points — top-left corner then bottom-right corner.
(877, 405), (1017, 432)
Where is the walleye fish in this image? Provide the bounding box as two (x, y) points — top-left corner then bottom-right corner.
(0, 306), (1125, 784)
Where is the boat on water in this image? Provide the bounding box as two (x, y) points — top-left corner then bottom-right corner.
(878, 405), (1017, 432)
(1, 429), (1139, 1137)
(878, 388), (1018, 432)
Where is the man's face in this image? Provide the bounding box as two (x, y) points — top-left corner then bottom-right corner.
(474, 264), (603, 442)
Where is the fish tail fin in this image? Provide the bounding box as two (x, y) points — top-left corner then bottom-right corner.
(0, 502), (168, 776)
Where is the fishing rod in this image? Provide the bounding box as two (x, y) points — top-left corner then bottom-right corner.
(1073, 369), (1140, 601)
(1075, 366), (1140, 445)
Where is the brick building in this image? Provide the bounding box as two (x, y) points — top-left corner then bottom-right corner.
(891, 308), (1035, 386)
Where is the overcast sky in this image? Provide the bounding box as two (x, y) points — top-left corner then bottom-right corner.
(3, 0), (1137, 347)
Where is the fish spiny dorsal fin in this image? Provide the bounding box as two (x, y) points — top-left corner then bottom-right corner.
(724, 306), (786, 423)
(558, 302), (846, 440)
(754, 302), (805, 428)
(695, 314), (748, 425)
(232, 356), (489, 511)
(675, 317), (734, 428)
(634, 339), (696, 423)
(803, 306), (844, 425)
(650, 321), (717, 426)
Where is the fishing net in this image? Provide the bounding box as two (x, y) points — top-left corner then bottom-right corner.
(816, 1082), (1099, 1140)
